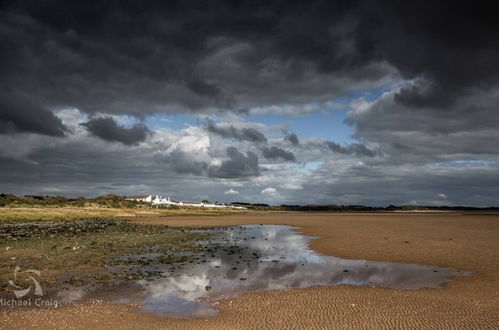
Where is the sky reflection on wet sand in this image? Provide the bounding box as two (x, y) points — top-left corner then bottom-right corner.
(58, 225), (469, 318)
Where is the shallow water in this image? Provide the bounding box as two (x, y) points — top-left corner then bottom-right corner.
(55, 225), (469, 318)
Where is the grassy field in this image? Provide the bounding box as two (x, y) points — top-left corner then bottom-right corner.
(0, 219), (214, 290)
(0, 206), (247, 224)
(0, 205), (244, 292)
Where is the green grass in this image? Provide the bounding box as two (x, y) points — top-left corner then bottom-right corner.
(0, 205), (247, 291)
(0, 206), (247, 224)
(0, 221), (212, 289)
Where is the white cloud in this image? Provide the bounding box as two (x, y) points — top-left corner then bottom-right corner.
(260, 187), (279, 197)
(224, 189), (239, 195)
(437, 193), (447, 198)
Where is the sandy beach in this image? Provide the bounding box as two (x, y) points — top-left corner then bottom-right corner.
(1, 212), (498, 329)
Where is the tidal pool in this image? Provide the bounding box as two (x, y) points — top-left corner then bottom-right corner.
(55, 225), (470, 318)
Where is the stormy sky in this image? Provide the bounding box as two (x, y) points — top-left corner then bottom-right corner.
(1, 1), (499, 206)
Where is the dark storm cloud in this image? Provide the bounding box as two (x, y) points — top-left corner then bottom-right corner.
(285, 133), (299, 146)
(262, 146), (296, 162)
(302, 139), (376, 158)
(206, 120), (267, 144)
(187, 80), (223, 99)
(324, 141), (376, 157)
(0, 92), (66, 136)
(208, 147), (260, 178)
(1, 0), (499, 205)
(154, 144), (261, 179)
(3, 0), (497, 128)
(186, 79), (235, 108)
(345, 88), (499, 165)
(81, 117), (151, 145)
(348, 2), (499, 108)
(0, 141), (228, 201)
(166, 149), (208, 176)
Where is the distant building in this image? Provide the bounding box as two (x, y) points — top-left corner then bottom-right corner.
(126, 194), (246, 209)
(126, 195), (153, 203)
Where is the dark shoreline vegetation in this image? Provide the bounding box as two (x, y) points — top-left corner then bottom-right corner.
(1, 193), (498, 212)
(0, 194), (152, 208)
(0, 218), (214, 291)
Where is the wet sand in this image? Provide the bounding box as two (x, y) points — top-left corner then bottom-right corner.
(2, 212), (499, 329)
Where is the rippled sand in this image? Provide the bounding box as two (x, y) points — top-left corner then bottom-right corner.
(2, 212), (499, 329)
